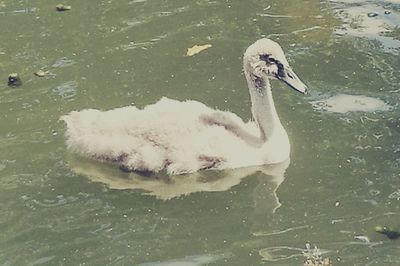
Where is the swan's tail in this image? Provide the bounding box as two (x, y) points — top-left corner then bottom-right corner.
(60, 109), (174, 173)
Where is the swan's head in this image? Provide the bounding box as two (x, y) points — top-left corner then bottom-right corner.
(243, 38), (307, 94)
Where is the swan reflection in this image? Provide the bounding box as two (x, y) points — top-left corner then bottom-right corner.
(69, 156), (290, 201)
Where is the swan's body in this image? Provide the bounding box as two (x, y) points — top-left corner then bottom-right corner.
(62, 39), (307, 175)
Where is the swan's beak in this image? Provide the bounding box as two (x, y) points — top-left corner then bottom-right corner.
(279, 66), (307, 94)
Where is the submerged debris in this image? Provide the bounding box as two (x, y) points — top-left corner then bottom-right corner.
(7, 73), (22, 87)
(34, 70), (49, 77)
(375, 226), (400, 240)
(354, 235), (370, 244)
(367, 12), (378, 18)
(303, 244), (332, 266)
(311, 94), (390, 113)
(56, 4), (71, 11)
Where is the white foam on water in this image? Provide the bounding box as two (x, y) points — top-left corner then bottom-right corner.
(331, 1), (400, 51)
(311, 94), (391, 113)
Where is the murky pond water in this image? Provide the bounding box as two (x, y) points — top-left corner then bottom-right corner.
(1, 0), (399, 265)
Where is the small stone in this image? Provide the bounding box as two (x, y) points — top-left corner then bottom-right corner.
(56, 4), (71, 11)
(367, 12), (378, 18)
(8, 73), (22, 87)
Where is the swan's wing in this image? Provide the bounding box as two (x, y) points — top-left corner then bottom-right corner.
(61, 98), (222, 172)
(199, 111), (261, 147)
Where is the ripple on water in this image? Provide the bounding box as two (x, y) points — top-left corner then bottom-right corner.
(311, 94), (391, 113)
(52, 81), (77, 100)
(259, 246), (307, 262)
(0, 7), (38, 16)
(120, 6), (188, 32)
(28, 256), (56, 266)
(129, 0), (148, 3)
(21, 194), (79, 209)
(138, 253), (230, 266)
(51, 57), (75, 68)
(388, 189), (400, 200)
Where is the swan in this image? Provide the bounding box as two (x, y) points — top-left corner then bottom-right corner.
(61, 38), (307, 175)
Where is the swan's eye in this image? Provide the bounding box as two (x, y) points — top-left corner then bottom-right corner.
(259, 54), (286, 78)
(259, 54), (271, 63)
(259, 54), (275, 65)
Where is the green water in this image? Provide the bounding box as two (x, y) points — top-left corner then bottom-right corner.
(1, 0), (399, 265)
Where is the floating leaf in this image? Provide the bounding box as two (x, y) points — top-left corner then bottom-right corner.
(186, 44), (212, 57)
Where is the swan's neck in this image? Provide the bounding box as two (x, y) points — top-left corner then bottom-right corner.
(246, 75), (283, 143)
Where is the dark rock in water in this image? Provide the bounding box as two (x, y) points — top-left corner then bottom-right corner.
(375, 226), (400, 240)
(8, 73), (22, 87)
(384, 10), (391, 15)
(367, 12), (378, 18)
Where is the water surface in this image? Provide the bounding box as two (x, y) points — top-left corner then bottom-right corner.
(0, 0), (399, 265)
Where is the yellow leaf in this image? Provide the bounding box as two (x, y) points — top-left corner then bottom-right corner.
(186, 44), (212, 57)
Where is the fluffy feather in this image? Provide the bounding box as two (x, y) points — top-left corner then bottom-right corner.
(61, 97), (271, 174)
